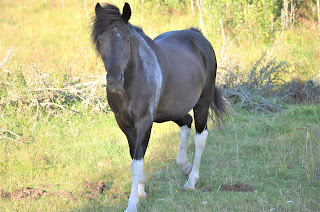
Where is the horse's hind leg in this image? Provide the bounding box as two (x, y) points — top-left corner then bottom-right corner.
(174, 114), (193, 176)
(184, 97), (210, 190)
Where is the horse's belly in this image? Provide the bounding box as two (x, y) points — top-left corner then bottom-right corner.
(154, 41), (207, 122)
(155, 86), (201, 122)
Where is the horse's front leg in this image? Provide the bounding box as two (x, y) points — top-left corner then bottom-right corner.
(114, 115), (147, 199)
(125, 116), (153, 212)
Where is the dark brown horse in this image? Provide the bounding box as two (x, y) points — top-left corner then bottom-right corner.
(92, 2), (225, 211)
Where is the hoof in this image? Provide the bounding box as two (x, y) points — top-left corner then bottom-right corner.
(138, 191), (147, 199)
(183, 180), (196, 190)
(181, 163), (192, 176)
(125, 197), (139, 212)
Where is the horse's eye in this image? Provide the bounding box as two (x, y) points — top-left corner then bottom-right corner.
(97, 38), (102, 46)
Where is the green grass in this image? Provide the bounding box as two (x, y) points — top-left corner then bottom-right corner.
(1, 105), (319, 211)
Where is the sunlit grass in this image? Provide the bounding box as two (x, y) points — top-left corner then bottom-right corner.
(1, 0), (318, 84)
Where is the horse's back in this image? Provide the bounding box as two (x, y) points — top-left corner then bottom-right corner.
(154, 29), (216, 80)
(154, 28), (208, 48)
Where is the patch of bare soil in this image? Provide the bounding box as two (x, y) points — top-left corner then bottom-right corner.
(0, 180), (128, 202)
(219, 182), (254, 192)
(0, 187), (46, 201)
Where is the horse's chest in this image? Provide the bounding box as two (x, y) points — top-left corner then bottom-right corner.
(107, 92), (130, 115)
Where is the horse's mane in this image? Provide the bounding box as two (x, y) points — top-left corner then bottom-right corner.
(133, 26), (144, 34)
(91, 3), (146, 52)
(189, 27), (203, 35)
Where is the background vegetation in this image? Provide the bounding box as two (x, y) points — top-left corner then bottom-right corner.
(0, 0), (319, 211)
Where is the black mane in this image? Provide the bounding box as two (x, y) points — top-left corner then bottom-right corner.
(133, 25), (144, 34)
(91, 3), (123, 52)
(189, 27), (203, 35)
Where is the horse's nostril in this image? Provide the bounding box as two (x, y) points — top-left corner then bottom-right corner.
(107, 73), (123, 83)
(106, 75), (113, 82)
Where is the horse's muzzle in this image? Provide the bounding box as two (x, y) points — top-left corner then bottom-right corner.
(107, 73), (124, 92)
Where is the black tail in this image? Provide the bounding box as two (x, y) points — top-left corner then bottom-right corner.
(210, 86), (226, 129)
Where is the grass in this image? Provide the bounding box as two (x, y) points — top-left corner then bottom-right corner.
(1, 0), (320, 211)
(1, 105), (319, 211)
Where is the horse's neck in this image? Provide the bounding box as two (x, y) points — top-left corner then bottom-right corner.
(130, 27), (163, 111)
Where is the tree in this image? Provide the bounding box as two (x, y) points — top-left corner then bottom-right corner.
(196, 0), (205, 34)
(317, 0), (320, 30)
(281, 0), (296, 30)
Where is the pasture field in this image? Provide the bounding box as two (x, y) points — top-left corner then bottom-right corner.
(0, 104), (319, 211)
(1, 0), (320, 211)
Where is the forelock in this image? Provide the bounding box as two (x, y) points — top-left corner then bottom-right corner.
(91, 3), (123, 52)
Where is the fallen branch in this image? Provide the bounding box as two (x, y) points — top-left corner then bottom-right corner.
(0, 129), (22, 143)
(222, 54), (290, 113)
(0, 46), (15, 71)
(0, 64), (108, 118)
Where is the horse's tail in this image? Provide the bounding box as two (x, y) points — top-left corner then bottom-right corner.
(210, 86), (226, 129)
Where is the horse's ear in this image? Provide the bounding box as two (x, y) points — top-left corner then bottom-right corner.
(95, 3), (102, 13)
(122, 2), (131, 24)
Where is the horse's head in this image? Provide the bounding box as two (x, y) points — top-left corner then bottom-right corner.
(93, 3), (135, 92)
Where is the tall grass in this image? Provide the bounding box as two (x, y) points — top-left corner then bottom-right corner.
(1, 0), (319, 84)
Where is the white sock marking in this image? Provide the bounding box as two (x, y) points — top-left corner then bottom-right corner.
(184, 129), (208, 190)
(126, 159), (144, 212)
(176, 125), (192, 175)
(138, 173), (147, 198)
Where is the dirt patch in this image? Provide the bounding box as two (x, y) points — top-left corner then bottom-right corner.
(0, 180), (127, 202)
(219, 182), (254, 192)
(82, 180), (106, 195)
(80, 180), (109, 200)
(0, 188), (11, 199)
(0, 187), (46, 201)
(45, 190), (77, 201)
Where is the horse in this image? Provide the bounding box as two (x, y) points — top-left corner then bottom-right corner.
(92, 2), (225, 211)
